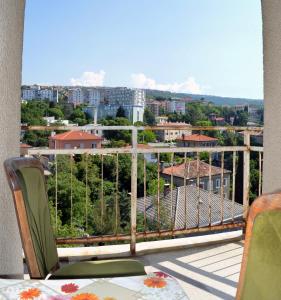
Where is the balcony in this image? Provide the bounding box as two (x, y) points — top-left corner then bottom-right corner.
(2, 2), (281, 298)
(21, 125), (262, 299)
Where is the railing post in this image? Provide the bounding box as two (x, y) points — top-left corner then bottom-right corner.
(130, 127), (138, 255)
(243, 131), (250, 219)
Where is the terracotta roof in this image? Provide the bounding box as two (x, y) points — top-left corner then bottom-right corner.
(162, 160), (230, 179)
(176, 134), (218, 142)
(49, 130), (103, 141)
(20, 143), (32, 148)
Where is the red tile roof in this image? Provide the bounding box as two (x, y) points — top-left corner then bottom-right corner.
(20, 143), (32, 148)
(162, 160), (230, 179)
(176, 134), (218, 142)
(49, 130), (103, 141)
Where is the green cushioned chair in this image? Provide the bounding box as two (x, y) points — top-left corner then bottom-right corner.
(236, 192), (281, 300)
(4, 157), (146, 280)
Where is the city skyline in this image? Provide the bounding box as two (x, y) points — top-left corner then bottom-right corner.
(23, 0), (263, 99)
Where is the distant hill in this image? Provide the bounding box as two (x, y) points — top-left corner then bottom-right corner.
(145, 89), (263, 106)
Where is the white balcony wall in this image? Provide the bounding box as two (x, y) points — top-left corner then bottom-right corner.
(0, 0), (25, 277)
(262, 0), (281, 193)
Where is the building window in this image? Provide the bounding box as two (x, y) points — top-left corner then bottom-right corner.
(92, 143), (97, 148)
(215, 178), (221, 188)
(223, 178), (227, 186)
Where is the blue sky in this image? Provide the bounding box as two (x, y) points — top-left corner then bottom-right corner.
(23, 0), (263, 99)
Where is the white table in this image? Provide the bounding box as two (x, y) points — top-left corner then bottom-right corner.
(0, 272), (189, 299)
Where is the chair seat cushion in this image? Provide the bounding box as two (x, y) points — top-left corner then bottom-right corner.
(49, 259), (146, 279)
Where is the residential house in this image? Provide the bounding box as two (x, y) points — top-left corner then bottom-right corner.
(123, 144), (157, 163)
(176, 134), (218, 148)
(176, 134), (219, 159)
(213, 117), (226, 125)
(156, 122), (192, 142)
(209, 113), (226, 125)
(161, 160), (231, 197)
(49, 130), (103, 149)
(155, 116), (168, 124)
(137, 185), (242, 230)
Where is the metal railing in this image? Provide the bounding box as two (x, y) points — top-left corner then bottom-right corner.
(24, 125), (263, 254)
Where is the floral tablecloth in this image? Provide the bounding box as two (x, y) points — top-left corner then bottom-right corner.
(0, 272), (189, 300)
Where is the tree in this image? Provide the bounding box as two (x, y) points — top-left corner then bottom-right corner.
(23, 130), (49, 147)
(69, 107), (88, 125)
(195, 120), (212, 127)
(116, 106), (126, 118)
(101, 117), (132, 144)
(48, 107), (64, 120)
(143, 108), (156, 125)
(233, 111), (249, 126)
(138, 130), (156, 143)
(21, 100), (49, 125)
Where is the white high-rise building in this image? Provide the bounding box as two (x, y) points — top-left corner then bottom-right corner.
(98, 87), (145, 123)
(68, 88), (86, 106)
(83, 87), (145, 123)
(22, 86), (38, 100)
(167, 99), (186, 114)
(40, 88), (55, 101)
(21, 85), (56, 101)
(87, 88), (102, 106)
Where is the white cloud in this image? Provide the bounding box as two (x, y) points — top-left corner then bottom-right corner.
(70, 71), (105, 86)
(131, 73), (203, 94)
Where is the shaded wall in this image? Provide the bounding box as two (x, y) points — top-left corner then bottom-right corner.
(0, 0), (25, 277)
(262, 0), (281, 193)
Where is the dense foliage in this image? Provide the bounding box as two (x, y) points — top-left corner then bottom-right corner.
(47, 154), (164, 238)
(21, 100), (90, 146)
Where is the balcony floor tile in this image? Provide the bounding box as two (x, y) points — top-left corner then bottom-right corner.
(139, 241), (243, 300)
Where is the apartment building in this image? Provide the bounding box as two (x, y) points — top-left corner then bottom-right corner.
(166, 99), (186, 114)
(145, 99), (160, 116)
(21, 85), (57, 102)
(88, 88), (102, 106)
(68, 88), (87, 106)
(69, 87), (145, 123)
(247, 105), (263, 124)
(68, 87), (103, 111)
(22, 86), (37, 100)
(97, 87), (145, 123)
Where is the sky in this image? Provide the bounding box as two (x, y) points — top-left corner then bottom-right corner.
(22, 0), (263, 99)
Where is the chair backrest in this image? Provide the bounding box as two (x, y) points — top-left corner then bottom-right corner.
(236, 192), (281, 299)
(4, 157), (59, 279)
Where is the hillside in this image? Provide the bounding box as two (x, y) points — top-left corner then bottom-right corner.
(145, 89), (263, 106)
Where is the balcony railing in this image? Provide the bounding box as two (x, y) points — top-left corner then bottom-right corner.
(23, 125), (263, 254)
